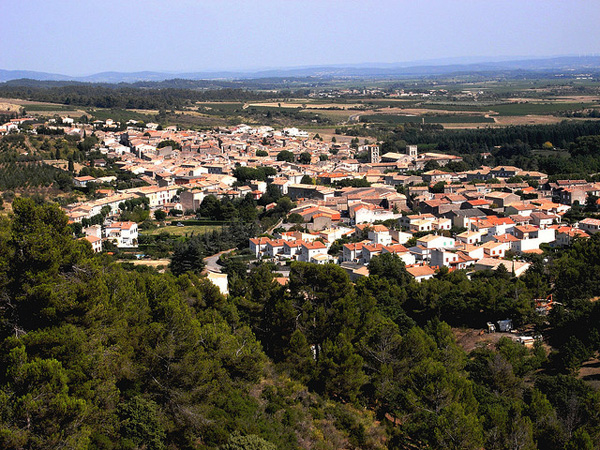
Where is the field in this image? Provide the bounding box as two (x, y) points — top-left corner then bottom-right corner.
(3, 85), (600, 130)
(0, 98), (87, 117)
(361, 113), (495, 124)
(143, 224), (222, 236)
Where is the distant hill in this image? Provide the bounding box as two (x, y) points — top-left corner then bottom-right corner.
(2, 56), (600, 83)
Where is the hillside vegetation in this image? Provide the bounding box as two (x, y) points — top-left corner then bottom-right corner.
(1, 199), (600, 449)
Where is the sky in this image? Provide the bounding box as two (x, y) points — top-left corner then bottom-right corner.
(1, 0), (599, 75)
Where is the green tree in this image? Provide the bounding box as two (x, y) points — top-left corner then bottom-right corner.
(276, 150), (294, 163)
(300, 175), (314, 185)
(117, 396), (166, 450)
(221, 432), (276, 450)
(170, 238), (205, 275)
(367, 253), (412, 287)
(298, 152), (311, 164)
(0, 346), (91, 449)
(314, 333), (367, 402)
(287, 213), (304, 224)
(157, 139), (181, 150)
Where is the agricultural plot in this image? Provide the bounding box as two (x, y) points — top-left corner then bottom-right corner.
(420, 101), (600, 116)
(361, 114), (495, 124)
(143, 224), (223, 236)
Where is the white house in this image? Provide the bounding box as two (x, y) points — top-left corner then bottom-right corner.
(579, 218), (600, 234)
(74, 176), (96, 188)
(456, 230), (482, 245)
(362, 243), (384, 263)
(105, 221), (138, 247)
(368, 225), (392, 246)
(300, 241), (327, 262)
(382, 244), (416, 266)
(480, 241), (510, 258)
(266, 239), (286, 258)
(83, 235), (102, 253)
(283, 240), (303, 259)
(342, 243), (364, 263)
(406, 265), (436, 282)
(430, 249), (460, 268)
(416, 234), (456, 250)
(249, 237), (270, 258)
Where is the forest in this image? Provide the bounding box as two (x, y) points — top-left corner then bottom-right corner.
(0, 83), (290, 111)
(1, 198), (600, 449)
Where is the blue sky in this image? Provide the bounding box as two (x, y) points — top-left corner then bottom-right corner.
(1, 0), (599, 74)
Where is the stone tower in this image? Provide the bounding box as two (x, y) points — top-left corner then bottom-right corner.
(369, 144), (380, 163)
(406, 145), (417, 158)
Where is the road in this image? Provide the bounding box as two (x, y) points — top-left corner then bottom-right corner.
(203, 248), (235, 273)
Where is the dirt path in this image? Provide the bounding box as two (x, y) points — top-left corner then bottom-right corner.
(23, 136), (38, 154)
(453, 328), (520, 352)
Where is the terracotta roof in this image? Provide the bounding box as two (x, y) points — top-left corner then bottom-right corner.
(406, 265), (436, 278)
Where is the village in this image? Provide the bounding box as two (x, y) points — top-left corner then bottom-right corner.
(3, 115), (599, 292)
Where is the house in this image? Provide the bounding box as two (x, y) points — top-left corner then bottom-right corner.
(579, 218), (600, 234)
(480, 241), (509, 258)
(514, 225), (538, 240)
(422, 169), (453, 184)
(406, 265), (436, 282)
(352, 203), (400, 224)
(489, 166), (522, 179)
(432, 217), (452, 231)
(104, 221), (138, 248)
(300, 241), (327, 262)
(266, 239), (286, 258)
(399, 213), (436, 229)
(469, 215), (515, 241)
(463, 198), (493, 209)
(416, 234), (456, 250)
(473, 258), (531, 277)
(249, 237), (271, 258)
(410, 219), (434, 233)
(382, 244), (416, 265)
(283, 240), (303, 259)
(485, 191), (520, 208)
(74, 175), (96, 187)
(530, 212), (555, 229)
(180, 189), (205, 211)
(287, 184), (335, 201)
(368, 225), (392, 245)
(271, 178), (290, 195)
(430, 248), (460, 268)
(362, 243), (384, 263)
(456, 230), (482, 245)
(555, 226), (589, 247)
(83, 224), (102, 238)
(127, 185), (179, 207)
(445, 209), (486, 229)
(454, 243), (485, 261)
(83, 235), (102, 253)
(343, 242), (365, 263)
(559, 187), (586, 206)
(310, 253), (332, 265)
(512, 228), (556, 254)
(389, 229), (413, 244)
(506, 203), (535, 217)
